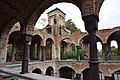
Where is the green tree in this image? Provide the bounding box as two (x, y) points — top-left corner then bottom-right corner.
(110, 46), (120, 60)
(97, 46), (120, 60)
(65, 19), (78, 34)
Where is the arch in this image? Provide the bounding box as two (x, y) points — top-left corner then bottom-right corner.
(0, 19), (21, 63)
(107, 30), (120, 60)
(32, 68), (42, 74)
(7, 31), (23, 62)
(82, 68), (90, 80)
(45, 38), (54, 44)
(45, 66), (54, 76)
(59, 66), (75, 79)
(112, 70), (120, 80)
(78, 35), (89, 60)
(107, 30), (120, 44)
(79, 34), (103, 45)
(78, 34), (103, 60)
(45, 38), (54, 60)
(82, 68), (103, 80)
(30, 35), (42, 60)
(60, 40), (68, 60)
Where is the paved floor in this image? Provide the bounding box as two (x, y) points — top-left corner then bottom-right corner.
(23, 73), (70, 80)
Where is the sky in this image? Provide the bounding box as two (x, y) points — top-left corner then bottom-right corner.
(35, 0), (120, 50)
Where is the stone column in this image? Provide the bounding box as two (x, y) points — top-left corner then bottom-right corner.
(102, 43), (110, 60)
(37, 44), (41, 60)
(52, 43), (56, 60)
(11, 43), (17, 62)
(54, 70), (60, 77)
(117, 41), (120, 55)
(82, 14), (100, 80)
(21, 34), (32, 74)
(41, 46), (45, 61)
(56, 45), (60, 60)
(76, 46), (80, 61)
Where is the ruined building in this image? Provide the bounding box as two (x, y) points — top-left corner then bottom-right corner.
(0, 0), (120, 80)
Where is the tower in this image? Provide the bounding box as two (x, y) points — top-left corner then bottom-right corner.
(47, 8), (66, 26)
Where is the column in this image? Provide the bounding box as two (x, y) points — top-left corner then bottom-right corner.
(21, 34), (32, 74)
(82, 14), (100, 80)
(102, 44), (110, 60)
(0, 37), (7, 63)
(117, 41), (120, 55)
(76, 46), (80, 61)
(37, 44), (41, 60)
(41, 46), (45, 61)
(54, 70), (60, 77)
(11, 43), (17, 62)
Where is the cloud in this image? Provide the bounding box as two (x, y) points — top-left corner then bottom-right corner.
(35, 0), (120, 31)
(99, 0), (120, 29)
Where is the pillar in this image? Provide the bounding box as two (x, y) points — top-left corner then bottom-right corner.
(56, 45), (60, 60)
(11, 43), (17, 62)
(54, 70), (60, 77)
(37, 43), (41, 60)
(82, 14), (100, 80)
(0, 36), (7, 63)
(117, 41), (120, 55)
(41, 46), (45, 61)
(21, 34), (32, 74)
(83, 44), (90, 60)
(76, 46), (80, 61)
(102, 43), (110, 60)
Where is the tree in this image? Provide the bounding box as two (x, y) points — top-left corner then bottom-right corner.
(65, 19), (78, 34)
(97, 46), (120, 60)
(110, 46), (120, 60)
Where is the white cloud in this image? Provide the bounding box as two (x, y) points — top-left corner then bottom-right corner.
(35, 0), (120, 31)
(99, 0), (120, 29)
(35, 3), (85, 31)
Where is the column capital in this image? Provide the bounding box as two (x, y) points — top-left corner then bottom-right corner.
(23, 33), (32, 43)
(82, 14), (99, 33)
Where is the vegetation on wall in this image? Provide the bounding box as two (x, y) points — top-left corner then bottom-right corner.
(62, 44), (85, 60)
(97, 46), (120, 60)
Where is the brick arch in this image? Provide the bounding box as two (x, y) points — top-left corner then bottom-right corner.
(0, 20), (22, 63)
(110, 68), (120, 76)
(77, 34), (88, 45)
(60, 37), (69, 44)
(30, 34), (44, 60)
(45, 66), (54, 72)
(44, 37), (55, 46)
(58, 66), (76, 79)
(33, 32), (46, 46)
(32, 68), (42, 74)
(70, 42), (77, 46)
(32, 34), (44, 45)
(105, 28), (120, 43)
(57, 65), (77, 73)
(45, 66), (54, 76)
(77, 34), (103, 45)
(96, 34), (103, 44)
(8, 22), (21, 36)
(107, 29), (120, 43)
(58, 36), (70, 46)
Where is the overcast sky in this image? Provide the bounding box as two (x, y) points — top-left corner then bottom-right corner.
(35, 0), (119, 50)
(35, 0), (120, 31)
